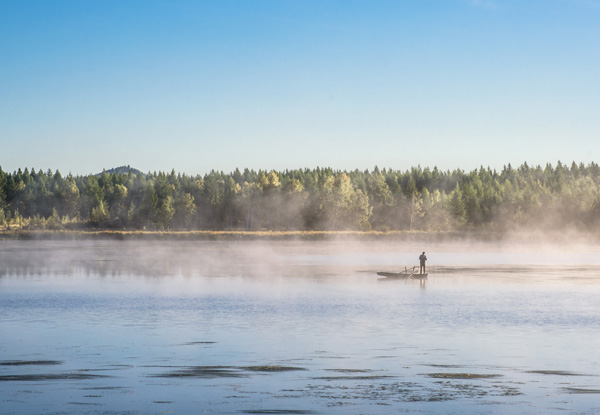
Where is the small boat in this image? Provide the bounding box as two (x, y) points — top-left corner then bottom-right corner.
(377, 271), (428, 279)
(376, 266), (427, 279)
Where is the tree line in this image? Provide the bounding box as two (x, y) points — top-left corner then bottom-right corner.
(0, 162), (599, 233)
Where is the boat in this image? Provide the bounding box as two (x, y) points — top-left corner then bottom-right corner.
(376, 266), (427, 279)
(377, 271), (428, 279)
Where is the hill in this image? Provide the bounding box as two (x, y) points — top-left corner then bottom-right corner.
(99, 165), (143, 176)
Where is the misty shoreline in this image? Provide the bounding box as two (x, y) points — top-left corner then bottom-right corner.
(1, 229), (598, 244)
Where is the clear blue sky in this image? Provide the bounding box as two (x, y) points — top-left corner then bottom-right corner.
(1, 0), (599, 175)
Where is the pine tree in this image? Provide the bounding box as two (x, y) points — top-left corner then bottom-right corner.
(449, 184), (467, 225)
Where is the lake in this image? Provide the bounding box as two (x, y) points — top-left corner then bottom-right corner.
(1, 239), (599, 414)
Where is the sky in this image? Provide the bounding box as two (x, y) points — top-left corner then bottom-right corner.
(1, 0), (599, 176)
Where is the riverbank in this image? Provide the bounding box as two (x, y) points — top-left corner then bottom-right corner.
(0, 229), (465, 241)
(0, 228), (596, 244)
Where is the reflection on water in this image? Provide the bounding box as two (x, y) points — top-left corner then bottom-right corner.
(1, 240), (600, 414)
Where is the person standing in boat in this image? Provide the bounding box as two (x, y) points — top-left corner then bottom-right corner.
(419, 252), (427, 274)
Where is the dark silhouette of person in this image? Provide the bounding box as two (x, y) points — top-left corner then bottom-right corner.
(419, 252), (427, 274)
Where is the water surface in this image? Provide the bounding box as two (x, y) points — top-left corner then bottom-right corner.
(1, 240), (599, 414)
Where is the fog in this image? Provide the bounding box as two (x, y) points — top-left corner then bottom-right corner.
(1, 238), (599, 284)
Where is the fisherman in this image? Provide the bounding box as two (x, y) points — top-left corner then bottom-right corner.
(419, 251), (427, 274)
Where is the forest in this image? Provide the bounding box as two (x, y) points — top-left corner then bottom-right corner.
(0, 162), (599, 234)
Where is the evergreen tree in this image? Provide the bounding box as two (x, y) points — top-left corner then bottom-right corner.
(90, 200), (111, 227)
(449, 184), (467, 225)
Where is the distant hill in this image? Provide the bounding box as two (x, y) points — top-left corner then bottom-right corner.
(99, 165), (144, 176)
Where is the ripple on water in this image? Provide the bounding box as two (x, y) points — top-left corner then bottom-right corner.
(563, 387), (600, 394)
(0, 360), (63, 366)
(425, 373), (503, 379)
(0, 373), (110, 381)
(150, 364), (309, 378)
(525, 370), (590, 376)
(240, 411), (317, 414)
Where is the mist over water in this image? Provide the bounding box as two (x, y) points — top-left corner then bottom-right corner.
(1, 239), (600, 414)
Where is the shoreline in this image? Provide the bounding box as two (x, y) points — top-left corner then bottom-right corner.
(0, 229), (596, 244)
(0, 229), (469, 241)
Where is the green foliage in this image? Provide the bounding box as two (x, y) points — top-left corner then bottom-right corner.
(46, 208), (63, 230)
(90, 200), (111, 227)
(1, 162), (600, 233)
(449, 184), (468, 226)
